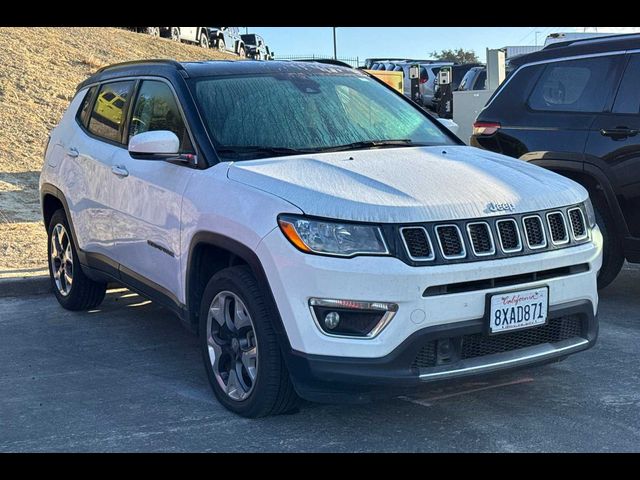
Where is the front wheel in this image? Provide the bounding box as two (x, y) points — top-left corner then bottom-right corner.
(199, 266), (300, 417)
(47, 209), (106, 310)
(238, 46), (246, 58)
(199, 34), (209, 49)
(217, 38), (225, 52)
(170, 27), (180, 42)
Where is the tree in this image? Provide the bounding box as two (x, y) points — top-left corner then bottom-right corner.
(430, 48), (480, 64)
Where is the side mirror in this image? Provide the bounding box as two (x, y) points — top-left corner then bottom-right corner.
(128, 130), (179, 158)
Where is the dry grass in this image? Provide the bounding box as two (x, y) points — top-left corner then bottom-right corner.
(0, 27), (236, 275)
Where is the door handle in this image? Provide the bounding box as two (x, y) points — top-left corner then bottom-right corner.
(600, 127), (640, 139)
(111, 165), (129, 178)
(67, 147), (79, 158)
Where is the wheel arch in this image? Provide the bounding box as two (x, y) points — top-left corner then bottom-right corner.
(185, 232), (292, 350)
(521, 157), (629, 236)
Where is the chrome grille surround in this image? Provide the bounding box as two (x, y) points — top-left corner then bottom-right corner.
(568, 207), (588, 241)
(546, 211), (570, 245)
(396, 204), (591, 266)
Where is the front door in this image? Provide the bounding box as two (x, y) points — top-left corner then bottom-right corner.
(107, 79), (196, 301)
(585, 53), (640, 237)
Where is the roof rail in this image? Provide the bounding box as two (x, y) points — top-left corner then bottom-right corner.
(95, 59), (185, 74)
(294, 58), (353, 68)
(543, 32), (640, 50)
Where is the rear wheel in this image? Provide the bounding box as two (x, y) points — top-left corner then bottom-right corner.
(593, 197), (624, 289)
(47, 210), (107, 310)
(238, 46), (246, 58)
(199, 33), (210, 49)
(170, 27), (180, 42)
(199, 266), (300, 417)
(145, 27), (160, 37)
(217, 38), (225, 52)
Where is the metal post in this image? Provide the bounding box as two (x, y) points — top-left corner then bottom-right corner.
(333, 27), (337, 60)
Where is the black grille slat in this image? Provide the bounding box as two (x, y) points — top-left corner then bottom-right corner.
(468, 223), (493, 255)
(524, 216), (545, 247)
(437, 226), (464, 258)
(497, 219), (520, 251)
(569, 208), (587, 239)
(412, 315), (583, 369)
(401, 227), (432, 259)
(547, 212), (568, 243)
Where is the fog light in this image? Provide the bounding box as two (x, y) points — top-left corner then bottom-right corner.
(309, 298), (398, 338)
(324, 311), (340, 330)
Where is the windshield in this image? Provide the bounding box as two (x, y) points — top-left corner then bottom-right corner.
(192, 71), (456, 160)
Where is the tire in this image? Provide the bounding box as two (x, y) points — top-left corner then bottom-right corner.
(47, 209), (107, 311)
(199, 33), (209, 49)
(199, 266), (300, 417)
(217, 38), (225, 52)
(593, 196), (624, 289)
(146, 27), (160, 37)
(238, 46), (246, 58)
(170, 27), (180, 42)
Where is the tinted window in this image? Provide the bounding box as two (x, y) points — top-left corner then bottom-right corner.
(477, 70), (486, 90)
(528, 56), (616, 112)
(194, 72), (455, 160)
(128, 80), (193, 153)
(613, 55), (640, 114)
(77, 86), (97, 127)
(88, 81), (134, 143)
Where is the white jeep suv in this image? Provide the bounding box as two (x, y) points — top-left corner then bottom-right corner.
(40, 60), (602, 417)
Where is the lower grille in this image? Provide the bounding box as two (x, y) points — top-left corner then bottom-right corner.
(412, 315), (583, 369)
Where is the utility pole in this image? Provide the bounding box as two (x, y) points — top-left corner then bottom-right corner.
(333, 27), (337, 59)
(535, 30), (541, 46)
(245, 27), (249, 35)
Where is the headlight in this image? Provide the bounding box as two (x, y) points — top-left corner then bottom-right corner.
(584, 198), (596, 228)
(278, 214), (389, 257)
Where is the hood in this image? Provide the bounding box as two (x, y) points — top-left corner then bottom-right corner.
(227, 146), (588, 223)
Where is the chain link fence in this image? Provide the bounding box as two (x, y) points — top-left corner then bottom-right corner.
(273, 54), (361, 68)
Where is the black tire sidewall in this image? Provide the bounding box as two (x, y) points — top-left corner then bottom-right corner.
(198, 267), (282, 416)
(593, 199), (624, 289)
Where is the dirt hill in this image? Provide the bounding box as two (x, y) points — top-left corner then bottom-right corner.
(0, 27), (235, 276)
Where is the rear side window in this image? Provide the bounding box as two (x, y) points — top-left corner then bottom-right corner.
(613, 54), (640, 114)
(128, 80), (194, 153)
(77, 86), (97, 127)
(88, 81), (134, 143)
(528, 56), (616, 113)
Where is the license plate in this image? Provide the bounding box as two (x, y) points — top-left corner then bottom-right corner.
(488, 287), (548, 334)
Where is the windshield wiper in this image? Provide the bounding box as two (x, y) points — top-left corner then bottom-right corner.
(216, 145), (321, 159)
(319, 139), (429, 152)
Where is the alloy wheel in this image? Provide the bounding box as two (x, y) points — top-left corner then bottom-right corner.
(50, 224), (73, 296)
(206, 291), (258, 401)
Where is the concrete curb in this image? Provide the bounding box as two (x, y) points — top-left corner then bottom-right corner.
(0, 275), (52, 298)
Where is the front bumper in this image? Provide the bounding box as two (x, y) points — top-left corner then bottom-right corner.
(285, 300), (596, 403)
(256, 225), (602, 401)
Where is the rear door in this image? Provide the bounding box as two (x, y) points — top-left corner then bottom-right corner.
(62, 81), (134, 259)
(585, 53), (640, 237)
(180, 27), (197, 42)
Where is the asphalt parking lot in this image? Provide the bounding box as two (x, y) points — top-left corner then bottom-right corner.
(1, 265), (639, 452)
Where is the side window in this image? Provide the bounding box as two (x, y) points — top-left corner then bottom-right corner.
(88, 81), (134, 143)
(77, 86), (97, 127)
(613, 55), (640, 114)
(528, 56), (617, 113)
(128, 80), (194, 153)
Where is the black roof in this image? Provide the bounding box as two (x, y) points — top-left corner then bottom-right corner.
(76, 60), (357, 91)
(509, 33), (640, 69)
